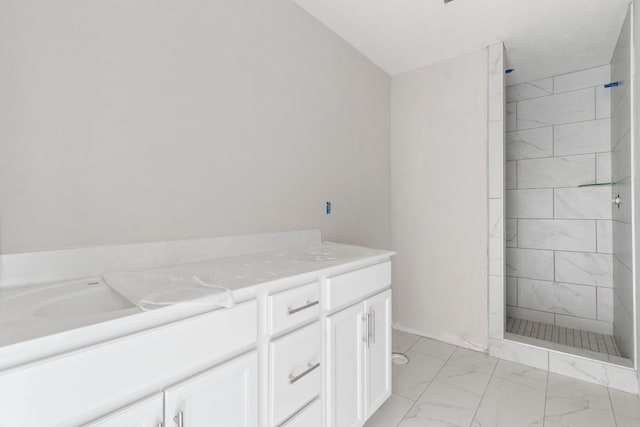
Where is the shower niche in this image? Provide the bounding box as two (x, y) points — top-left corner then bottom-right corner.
(502, 9), (635, 367)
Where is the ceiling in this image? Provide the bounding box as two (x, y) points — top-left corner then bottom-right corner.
(293, 0), (632, 84)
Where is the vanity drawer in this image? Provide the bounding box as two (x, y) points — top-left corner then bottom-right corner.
(325, 261), (391, 311)
(268, 282), (320, 335)
(269, 322), (321, 426)
(279, 398), (322, 427)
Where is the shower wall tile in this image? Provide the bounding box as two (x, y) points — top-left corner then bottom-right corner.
(613, 290), (633, 359)
(517, 154), (595, 189)
(554, 314), (613, 335)
(506, 127), (553, 160)
(518, 219), (596, 252)
(505, 219), (517, 248)
(506, 248), (554, 281)
(506, 189), (553, 218)
(596, 220), (613, 254)
(613, 257), (633, 319)
(554, 251), (613, 287)
(596, 153), (612, 183)
(612, 89), (630, 146)
(489, 238), (503, 276)
(612, 178), (632, 224)
(506, 161), (517, 189)
(595, 85), (611, 119)
(612, 220), (632, 270)
(489, 275), (504, 338)
(488, 43), (504, 122)
(516, 88), (595, 130)
(506, 102), (517, 131)
(597, 287), (613, 322)
(518, 278), (597, 319)
(506, 276), (517, 306)
(488, 120), (504, 198)
(506, 305), (555, 324)
(489, 198), (503, 239)
(611, 131), (631, 182)
(506, 78), (553, 102)
(553, 187), (612, 220)
(553, 65), (611, 93)
(553, 119), (611, 156)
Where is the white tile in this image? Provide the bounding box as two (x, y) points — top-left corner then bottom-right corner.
(612, 178), (632, 224)
(609, 389), (640, 424)
(517, 88), (595, 130)
(392, 350), (445, 400)
(505, 248), (554, 281)
(488, 120), (504, 198)
(554, 187), (612, 220)
(399, 379), (482, 427)
(548, 353), (638, 394)
(506, 102), (517, 131)
(612, 88), (631, 147)
(411, 337), (456, 361)
(613, 220), (633, 270)
(488, 338), (549, 371)
(472, 376), (545, 427)
(489, 275), (504, 338)
(505, 219), (517, 248)
(597, 287), (613, 322)
(492, 359), (548, 390)
(518, 278), (597, 319)
(554, 119), (611, 156)
(393, 329), (421, 353)
(506, 276), (517, 306)
(596, 220), (613, 254)
(518, 219), (596, 252)
(506, 78), (553, 102)
(596, 152), (612, 183)
(544, 372), (617, 427)
(612, 130), (631, 182)
(506, 305), (555, 324)
(489, 239), (503, 276)
(506, 189), (553, 218)
(517, 154), (595, 189)
(488, 43), (504, 122)
(506, 161), (517, 190)
(489, 198), (503, 238)
(613, 288), (634, 360)
(596, 85), (611, 119)
(364, 393), (413, 427)
(554, 65), (611, 93)
(554, 314), (613, 335)
(507, 127), (553, 160)
(613, 256), (634, 320)
(555, 251), (613, 287)
(435, 348), (498, 395)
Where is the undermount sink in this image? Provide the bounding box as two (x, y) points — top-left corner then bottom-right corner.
(33, 282), (134, 319)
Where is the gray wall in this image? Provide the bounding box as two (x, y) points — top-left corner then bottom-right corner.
(391, 49), (489, 351)
(504, 65), (615, 336)
(0, 0), (390, 254)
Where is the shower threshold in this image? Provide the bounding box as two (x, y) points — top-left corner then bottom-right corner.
(506, 317), (632, 367)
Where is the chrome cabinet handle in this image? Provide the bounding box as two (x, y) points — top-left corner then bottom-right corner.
(367, 312), (373, 347)
(158, 423), (164, 427)
(288, 362), (320, 384)
(174, 412), (183, 427)
(363, 314), (369, 345)
(287, 300), (319, 315)
(371, 310), (376, 345)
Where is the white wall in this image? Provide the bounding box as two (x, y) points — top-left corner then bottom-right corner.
(391, 49), (489, 350)
(0, 0), (390, 254)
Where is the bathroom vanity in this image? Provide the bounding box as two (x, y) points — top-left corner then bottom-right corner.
(0, 231), (394, 427)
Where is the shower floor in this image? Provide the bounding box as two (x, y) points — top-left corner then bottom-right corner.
(506, 317), (622, 358)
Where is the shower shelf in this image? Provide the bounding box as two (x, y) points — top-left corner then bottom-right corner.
(577, 182), (616, 188)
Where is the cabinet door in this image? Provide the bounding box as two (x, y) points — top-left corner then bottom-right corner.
(86, 394), (163, 427)
(326, 302), (365, 427)
(164, 351), (258, 427)
(364, 290), (392, 420)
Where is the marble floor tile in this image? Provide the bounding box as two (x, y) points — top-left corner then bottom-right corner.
(492, 360), (548, 391)
(392, 350), (445, 400)
(544, 373), (616, 427)
(410, 337), (456, 361)
(471, 376), (545, 427)
(398, 379), (482, 427)
(364, 393), (413, 427)
(609, 388), (640, 426)
(393, 329), (421, 353)
(435, 348), (498, 396)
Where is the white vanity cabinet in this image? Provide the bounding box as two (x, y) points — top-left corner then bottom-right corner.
(165, 351), (259, 427)
(85, 394), (164, 427)
(325, 262), (392, 427)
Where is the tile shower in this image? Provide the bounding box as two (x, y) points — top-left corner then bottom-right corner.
(504, 11), (634, 363)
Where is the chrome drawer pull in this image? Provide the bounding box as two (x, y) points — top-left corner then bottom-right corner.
(174, 412), (183, 427)
(288, 362), (320, 384)
(287, 300), (319, 315)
